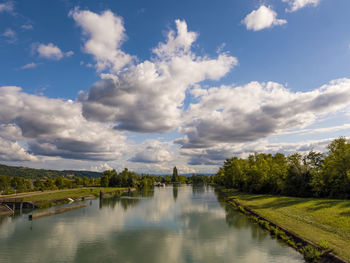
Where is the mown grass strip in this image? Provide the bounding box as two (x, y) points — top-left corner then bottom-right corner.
(224, 190), (350, 262)
(22, 187), (127, 208)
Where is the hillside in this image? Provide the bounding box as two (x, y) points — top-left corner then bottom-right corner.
(0, 164), (101, 178)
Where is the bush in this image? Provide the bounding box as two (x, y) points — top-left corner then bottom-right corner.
(301, 245), (324, 263)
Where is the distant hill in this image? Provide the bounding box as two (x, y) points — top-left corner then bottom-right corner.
(152, 173), (213, 177)
(0, 163), (101, 178)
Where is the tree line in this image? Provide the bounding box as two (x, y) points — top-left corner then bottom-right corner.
(99, 167), (208, 188)
(211, 137), (350, 199)
(0, 163), (211, 195)
(0, 164), (101, 178)
(0, 175), (98, 195)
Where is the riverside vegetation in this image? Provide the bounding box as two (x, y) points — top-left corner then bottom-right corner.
(212, 137), (350, 199)
(0, 165), (208, 209)
(0, 165), (207, 196)
(219, 189), (350, 262)
(212, 137), (350, 262)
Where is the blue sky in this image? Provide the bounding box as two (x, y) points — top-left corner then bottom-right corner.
(1, 0), (350, 173)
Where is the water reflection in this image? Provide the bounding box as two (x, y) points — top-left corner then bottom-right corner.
(172, 185), (178, 201)
(0, 186), (304, 263)
(192, 184), (206, 195)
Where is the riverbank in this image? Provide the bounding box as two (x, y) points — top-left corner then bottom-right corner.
(222, 189), (350, 262)
(1, 187), (131, 209)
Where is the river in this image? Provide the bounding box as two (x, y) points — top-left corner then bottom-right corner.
(0, 185), (304, 262)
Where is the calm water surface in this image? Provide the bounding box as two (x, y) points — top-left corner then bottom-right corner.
(0, 185), (304, 263)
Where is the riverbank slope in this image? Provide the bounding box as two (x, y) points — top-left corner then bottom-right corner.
(1, 187), (130, 208)
(223, 189), (350, 262)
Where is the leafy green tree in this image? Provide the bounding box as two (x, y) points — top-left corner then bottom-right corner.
(82, 176), (90, 187)
(44, 178), (56, 190)
(212, 137), (350, 199)
(100, 171), (110, 187)
(319, 138), (350, 198)
(0, 175), (9, 193)
(34, 178), (44, 190)
(74, 177), (83, 186)
(105, 170), (118, 187)
(163, 176), (172, 183)
(54, 177), (64, 189)
(63, 178), (73, 188)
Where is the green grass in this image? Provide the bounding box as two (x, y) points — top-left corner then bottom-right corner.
(225, 190), (350, 262)
(23, 187), (126, 203)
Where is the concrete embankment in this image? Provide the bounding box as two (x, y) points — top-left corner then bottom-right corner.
(29, 203), (87, 220)
(0, 204), (14, 216)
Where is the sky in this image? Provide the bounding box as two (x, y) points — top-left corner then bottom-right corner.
(1, 0), (350, 174)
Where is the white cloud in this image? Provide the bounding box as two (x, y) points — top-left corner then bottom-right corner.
(2, 28), (15, 37)
(37, 43), (73, 60)
(242, 6), (287, 31)
(65, 50), (74, 57)
(37, 43), (64, 60)
(177, 78), (350, 149)
(79, 17), (237, 133)
(152, 19), (198, 58)
(0, 86), (128, 161)
(2, 28), (16, 42)
(70, 9), (132, 72)
(282, 0), (320, 12)
(21, 62), (38, 69)
(130, 140), (173, 163)
(90, 162), (112, 172)
(0, 137), (37, 161)
(0, 2), (13, 13)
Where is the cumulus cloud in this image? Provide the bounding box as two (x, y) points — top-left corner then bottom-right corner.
(37, 43), (73, 60)
(177, 78), (350, 149)
(0, 138), (37, 161)
(70, 9), (132, 72)
(79, 17), (237, 133)
(0, 2), (13, 13)
(130, 140), (173, 163)
(0, 86), (127, 161)
(242, 6), (287, 31)
(282, 0), (320, 12)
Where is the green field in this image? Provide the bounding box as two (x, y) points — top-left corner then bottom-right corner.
(225, 190), (350, 262)
(21, 187), (126, 203)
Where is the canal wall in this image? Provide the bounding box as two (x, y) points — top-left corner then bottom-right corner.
(29, 203), (87, 220)
(0, 204), (14, 215)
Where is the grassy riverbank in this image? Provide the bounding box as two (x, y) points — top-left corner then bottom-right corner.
(224, 189), (350, 261)
(22, 187), (127, 203)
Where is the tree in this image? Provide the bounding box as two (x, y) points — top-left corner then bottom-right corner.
(172, 166), (179, 183)
(55, 177), (64, 189)
(107, 170), (120, 187)
(34, 178), (44, 191)
(100, 171), (110, 187)
(319, 137), (350, 198)
(0, 175), (9, 193)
